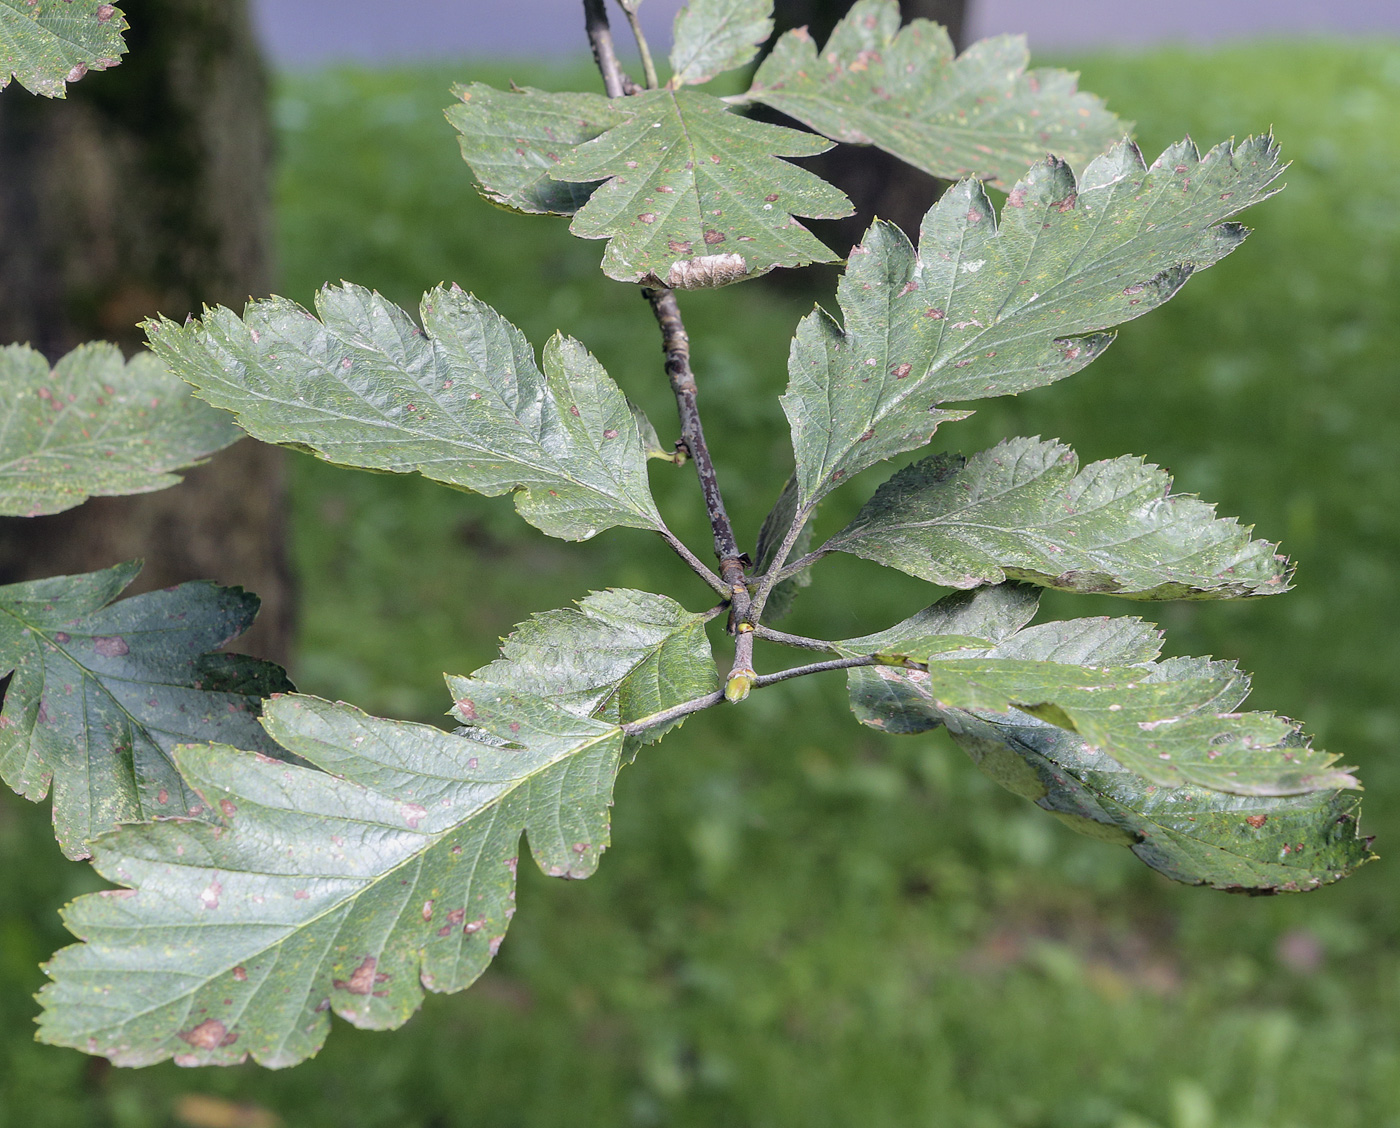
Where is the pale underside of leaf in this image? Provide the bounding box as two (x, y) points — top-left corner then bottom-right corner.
(38, 690), (624, 1067)
(743, 0), (1126, 188)
(829, 436), (1291, 599)
(669, 0), (774, 88)
(0, 0), (126, 97)
(550, 88), (852, 287)
(780, 133), (1284, 513)
(841, 586), (1368, 888)
(843, 586), (1356, 797)
(0, 343), (242, 518)
(144, 283), (662, 542)
(949, 713), (1372, 892)
(446, 83), (623, 216)
(0, 562), (292, 859)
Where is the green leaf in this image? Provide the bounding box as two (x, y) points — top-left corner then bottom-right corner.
(829, 436), (1291, 599)
(836, 581), (1043, 660)
(841, 589), (1369, 889)
(0, 343), (241, 518)
(37, 689), (624, 1066)
(0, 563), (292, 859)
(949, 706), (1372, 892)
(445, 588), (717, 748)
(446, 83), (625, 216)
(549, 88), (852, 287)
(0, 0), (126, 97)
(145, 283), (663, 542)
(781, 135), (1284, 512)
(669, 0), (773, 88)
(743, 0), (1125, 187)
(844, 588), (1356, 797)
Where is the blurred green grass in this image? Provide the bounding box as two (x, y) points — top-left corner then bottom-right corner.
(3, 39), (1400, 1128)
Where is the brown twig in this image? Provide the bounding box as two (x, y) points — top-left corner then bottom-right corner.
(619, 689), (727, 735)
(752, 655), (887, 688)
(583, 0), (751, 697)
(582, 0), (640, 98)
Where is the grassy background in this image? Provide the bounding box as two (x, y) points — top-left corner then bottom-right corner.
(2, 39), (1399, 1127)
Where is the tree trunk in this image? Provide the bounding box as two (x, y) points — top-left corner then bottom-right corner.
(768, 0), (969, 254)
(0, 0), (293, 665)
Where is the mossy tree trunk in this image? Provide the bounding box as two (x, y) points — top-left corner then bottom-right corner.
(0, 0), (293, 664)
(769, 0), (968, 251)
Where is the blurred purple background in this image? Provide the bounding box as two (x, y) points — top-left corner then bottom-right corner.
(251, 0), (1400, 65)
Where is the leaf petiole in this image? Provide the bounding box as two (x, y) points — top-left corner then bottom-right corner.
(618, 0), (660, 89)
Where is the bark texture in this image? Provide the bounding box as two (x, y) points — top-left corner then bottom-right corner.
(768, 0), (968, 253)
(0, 0), (293, 664)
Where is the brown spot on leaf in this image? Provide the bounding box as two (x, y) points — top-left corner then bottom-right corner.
(925, 308), (945, 320)
(703, 229), (726, 245)
(54, 631), (70, 643)
(219, 799), (237, 818)
(637, 212), (657, 224)
(93, 636), (128, 657)
(891, 362), (912, 379)
(180, 1019), (237, 1050)
(1246, 814), (1268, 829)
(232, 966), (247, 982)
(667, 239), (693, 255)
(764, 193), (779, 202)
(334, 956), (388, 996)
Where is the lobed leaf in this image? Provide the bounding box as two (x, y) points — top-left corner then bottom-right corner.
(743, 0), (1125, 187)
(0, 343), (241, 517)
(669, 0), (773, 88)
(828, 436), (1291, 599)
(0, 0), (126, 97)
(549, 88), (852, 287)
(845, 587), (1356, 796)
(145, 283), (663, 542)
(446, 588), (717, 749)
(843, 587), (1368, 889)
(447, 83), (624, 216)
(38, 689), (624, 1067)
(0, 563), (291, 859)
(949, 707), (1372, 892)
(781, 135), (1285, 512)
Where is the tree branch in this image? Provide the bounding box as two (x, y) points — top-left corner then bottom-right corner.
(582, 0), (638, 99)
(584, 0), (751, 695)
(619, 0), (660, 89)
(746, 500), (815, 624)
(752, 624), (839, 653)
(643, 286), (750, 614)
(659, 526), (728, 596)
(619, 689), (727, 735)
(752, 654), (887, 687)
